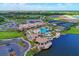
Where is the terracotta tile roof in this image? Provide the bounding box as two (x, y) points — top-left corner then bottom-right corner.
(36, 37), (48, 43)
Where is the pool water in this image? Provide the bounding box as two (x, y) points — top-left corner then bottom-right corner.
(40, 27), (49, 34)
(35, 34), (79, 56)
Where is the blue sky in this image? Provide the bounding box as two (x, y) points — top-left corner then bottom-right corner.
(0, 3), (79, 11)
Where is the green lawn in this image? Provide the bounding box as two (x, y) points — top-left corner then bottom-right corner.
(18, 41), (25, 46)
(26, 47), (39, 56)
(52, 17), (61, 20)
(62, 27), (79, 34)
(0, 31), (23, 39)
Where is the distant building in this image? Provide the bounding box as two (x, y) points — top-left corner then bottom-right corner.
(33, 28), (40, 34)
(18, 21), (46, 31)
(59, 15), (79, 23)
(55, 32), (61, 38)
(26, 33), (39, 40)
(56, 26), (66, 31)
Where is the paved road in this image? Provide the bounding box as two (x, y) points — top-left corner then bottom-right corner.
(21, 38), (31, 56)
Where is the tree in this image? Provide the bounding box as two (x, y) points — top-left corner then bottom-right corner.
(0, 17), (5, 22)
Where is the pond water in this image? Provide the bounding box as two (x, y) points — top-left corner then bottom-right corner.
(35, 34), (79, 56)
(0, 43), (23, 56)
(0, 38), (30, 56)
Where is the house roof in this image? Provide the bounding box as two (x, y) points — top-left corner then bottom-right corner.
(19, 21), (46, 29)
(36, 37), (48, 43)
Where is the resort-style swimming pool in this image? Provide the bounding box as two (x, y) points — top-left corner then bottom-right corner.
(35, 34), (79, 56)
(39, 27), (49, 34)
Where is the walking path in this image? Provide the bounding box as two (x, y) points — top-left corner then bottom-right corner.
(21, 37), (31, 56)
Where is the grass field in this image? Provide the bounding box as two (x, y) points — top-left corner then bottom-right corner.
(18, 41), (25, 46)
(0, 31), (23, 39)
(62, 27), (79, 34)
(26, 47), (38, 56)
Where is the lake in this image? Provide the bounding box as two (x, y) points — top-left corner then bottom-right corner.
(35, 34), (79, 56)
